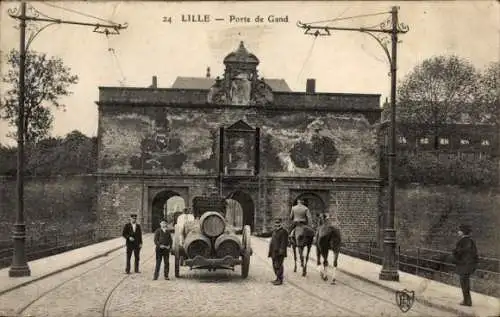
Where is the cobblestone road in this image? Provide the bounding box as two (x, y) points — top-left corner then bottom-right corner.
(0, 235), (454, 317)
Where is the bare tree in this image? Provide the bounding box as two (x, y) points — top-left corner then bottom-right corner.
(475, 61), (499, 125)
(395, 55), (480, 149)
(1, 49), (78, 144)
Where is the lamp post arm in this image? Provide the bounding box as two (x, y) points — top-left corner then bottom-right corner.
(359, 30), (392, 68)
(25, 22), (58, 51)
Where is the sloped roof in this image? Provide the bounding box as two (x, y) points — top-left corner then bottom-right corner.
(171, 77), (292, 92)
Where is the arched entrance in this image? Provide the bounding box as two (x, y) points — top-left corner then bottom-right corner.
(151, 190), (186, 232)
(292, 192), (326, 228)
(226, 191), (255, 232)
(226, 198), (244, 231)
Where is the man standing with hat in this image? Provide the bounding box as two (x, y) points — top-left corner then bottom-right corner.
(122, 214), (143, 274)
(452, 224), (479, 306)
(153, 220), (172, 280)
(268, 216), (288, 285)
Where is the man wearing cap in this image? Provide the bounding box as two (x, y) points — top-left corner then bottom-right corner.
(268, 217), (288, 285)
(153, 220), (172, 280)
(452, 224), (479, 307)
(122, 214), (143, 274)
(289, 199), (312, 239)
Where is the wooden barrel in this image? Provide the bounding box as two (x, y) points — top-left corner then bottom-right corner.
(214, 234), (242, 258)
(199, 211), (226, 238)
(183, 232), (211, 259)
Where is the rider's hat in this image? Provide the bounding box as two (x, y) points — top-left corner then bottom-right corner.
(130, 214), (137, 218)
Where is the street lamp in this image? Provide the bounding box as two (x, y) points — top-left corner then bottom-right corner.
(297, 6), (409, 281)
(7, 1), (127, 277)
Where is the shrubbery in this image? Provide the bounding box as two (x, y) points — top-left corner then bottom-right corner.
(381, 151), (498, 186)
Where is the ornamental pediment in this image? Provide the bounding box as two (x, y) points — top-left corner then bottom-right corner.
(207, 41), (274, 106)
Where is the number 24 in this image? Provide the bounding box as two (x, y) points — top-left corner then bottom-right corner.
(163, 16), (172, 23)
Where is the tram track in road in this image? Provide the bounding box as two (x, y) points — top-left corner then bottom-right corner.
(14, 247), (156, 317)
(101, 253), (156, 317)
(15, 248), (125, 316)
(252, 251), (362, 316)
(253, 237), (438, 316)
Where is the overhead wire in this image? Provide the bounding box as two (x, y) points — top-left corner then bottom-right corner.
(39, 2), (119, 25)
(296, 37), (318, 85)
(295, 6), (352, 87)
(303, 11), (390, 26)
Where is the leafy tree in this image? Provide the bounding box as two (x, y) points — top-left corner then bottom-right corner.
(476, 61), (499, 125)
(395, 55), (480, 149)
(1, 49), (78, 144)
(0, 131), (97, 176)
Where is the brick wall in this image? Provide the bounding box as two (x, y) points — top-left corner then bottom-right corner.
(98, 87), (380, 111)
(98, 106), (380, 178)
(0, 175), (97, 242)
(96, 176), (217, 239)
(393, 184), (500, 257)
(330, 186), (380, 243)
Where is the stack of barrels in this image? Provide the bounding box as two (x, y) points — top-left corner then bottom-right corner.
(182, 211), (241, 259)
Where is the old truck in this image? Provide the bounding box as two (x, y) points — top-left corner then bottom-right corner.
(172, 194), (252, 278)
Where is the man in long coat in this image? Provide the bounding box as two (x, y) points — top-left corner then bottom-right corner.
(122, 214), (143, 274)
(452, 224), (479, 307)
(268, 217), (288, 285)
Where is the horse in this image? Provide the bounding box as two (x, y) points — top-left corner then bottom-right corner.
(315, 214), (342, 284)
(289, 222), (315, 277)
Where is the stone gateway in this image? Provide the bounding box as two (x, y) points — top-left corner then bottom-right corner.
(96, 41), (384, 244)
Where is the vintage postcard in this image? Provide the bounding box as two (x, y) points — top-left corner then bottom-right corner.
(0, 1), (498, 317)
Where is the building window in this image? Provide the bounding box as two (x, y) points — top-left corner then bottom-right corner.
(460, 139), (470, 145)
(482, 140), (490, 146)
(419, 137), (429, 145)
(398, 136), (407, 144)
(439, 138), (449, 145)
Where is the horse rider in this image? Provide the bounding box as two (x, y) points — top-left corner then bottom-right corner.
(289, 198), (313, 239)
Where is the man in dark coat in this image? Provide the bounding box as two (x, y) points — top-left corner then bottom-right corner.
(122, 214), (143, 274)
(268, 217), (288, 285)
(452, 224), (479, 306)
(153, 220), (173, 280)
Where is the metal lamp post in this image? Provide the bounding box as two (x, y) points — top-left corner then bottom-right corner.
(297, 6), (409, 281)
(7, 1), (127, 277)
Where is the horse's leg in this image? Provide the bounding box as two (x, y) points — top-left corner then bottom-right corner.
(323, 248), (330, 282)
(292, 244), (297, 273)
(299, 246), (305, 269)
(303, 243), (311, 277)
(331, 251), (339, 284)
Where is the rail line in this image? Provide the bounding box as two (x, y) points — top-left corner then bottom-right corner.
(254, 237), (434, 316)
(101, 253), (156, 317)
(15, 248), (155, 317)
(16, 248), (125, 316)
(252, 251), (361, 316)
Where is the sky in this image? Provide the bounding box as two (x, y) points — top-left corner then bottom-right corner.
(0, 1), (498, 146)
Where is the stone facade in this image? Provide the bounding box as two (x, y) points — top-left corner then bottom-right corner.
(95, 42), (383, 241)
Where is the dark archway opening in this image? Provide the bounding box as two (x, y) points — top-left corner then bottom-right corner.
(292, 193), (326, 229)
(226, 191), (255, 233)
(151, 190), (185, 232)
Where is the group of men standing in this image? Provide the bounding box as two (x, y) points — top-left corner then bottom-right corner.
(121, 200), (479, 307)
(121, 209), (194, 280)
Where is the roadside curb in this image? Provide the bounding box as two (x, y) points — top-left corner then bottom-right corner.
(0, 244), (124, 297)
(254, 236), (478, 317)
(335, 266), (477, 317)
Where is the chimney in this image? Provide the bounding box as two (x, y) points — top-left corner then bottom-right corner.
(306, 78), (316, 93)
(206, 67), (211, 78)
(151, 76), (157, 88)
